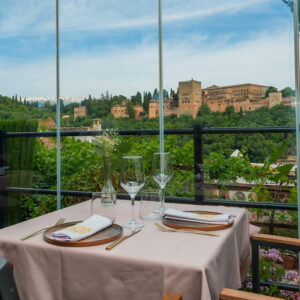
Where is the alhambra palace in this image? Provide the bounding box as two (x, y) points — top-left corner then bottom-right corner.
(110, 80), (294, 120)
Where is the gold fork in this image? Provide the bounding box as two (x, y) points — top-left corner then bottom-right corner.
(21, 218), (65, 241)
(155, 222), (220, 237)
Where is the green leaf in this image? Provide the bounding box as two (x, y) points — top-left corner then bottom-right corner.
(119, 141), (131, 153)
(93, 147), (105, 156)
(276, 164), (293, 175)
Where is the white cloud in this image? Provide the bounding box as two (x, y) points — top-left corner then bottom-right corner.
(0, 0), (273, 37)
(0, 25), (294, 98)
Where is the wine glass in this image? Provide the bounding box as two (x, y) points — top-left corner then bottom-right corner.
(152, 152), (173, 212)
(121, 156), (145, 229)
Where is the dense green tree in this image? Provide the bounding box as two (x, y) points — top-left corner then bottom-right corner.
(143, 91), (152, 112)
(224, 105), (235, 116)
(126, 102), (135, 119)
(163, 89), (169, 99)
(197, 104), (211, 117)
(265, 86), (278, 98)
(170, 88), (178, 102)
(64, 102), (80, 114)
(131, 92), (142, 105)
(44, 101), (53, 111)
(153, 88), (159, 100)
(281, 87), (295, 98)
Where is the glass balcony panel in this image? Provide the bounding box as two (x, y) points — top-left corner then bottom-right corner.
(59, 1), (157, 205)
(0, 2), (56, 226)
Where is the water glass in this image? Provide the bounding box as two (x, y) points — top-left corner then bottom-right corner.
(91, 192), (116, 222)
(152, 152), (173, 212)
(121, 156), (145, 229)
(140, 190), (162, 221)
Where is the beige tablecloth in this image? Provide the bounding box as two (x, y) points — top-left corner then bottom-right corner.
(0, 200), (258, 300)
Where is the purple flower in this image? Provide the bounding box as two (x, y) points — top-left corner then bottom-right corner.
(259, 248), (282, 262)
(281, 270), (299, 288)
(246, 281), (253, 289)
(259, 286), (270, 292)
(284, 270), (299, 282)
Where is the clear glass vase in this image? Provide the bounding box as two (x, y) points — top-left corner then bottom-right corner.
(91, 192), (116, 222)
(101, 155), (116, 205)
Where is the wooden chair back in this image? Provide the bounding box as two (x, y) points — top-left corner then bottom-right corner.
(220, 288), (284, 300)
(161, 293), (182, 300)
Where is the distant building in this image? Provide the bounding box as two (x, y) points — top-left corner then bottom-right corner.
(204, 83), (267, 101)
(133, 105), (144, 120)
(92, 119), (101, 131)
(149, 81), (289, 117)
(149, 100), (159, 119)
(148, 98), (178, 119)
(149, 80), (201, 119)
(268, 92), (282, 108)
(74, 106), (86, 120)
(281, 96), (295, 106)
(111, 100), (129, 118)
(203, 83), (269, 113)
(111, 100), (144, 120)
(178, 80), (202, 118)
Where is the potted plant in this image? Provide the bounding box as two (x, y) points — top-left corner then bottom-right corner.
(281, 250), (297, 269)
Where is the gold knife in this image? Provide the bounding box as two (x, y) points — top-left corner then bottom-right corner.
(105, 229), (141, 250)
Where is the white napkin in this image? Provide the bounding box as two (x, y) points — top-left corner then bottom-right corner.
(164, 208), (233, 225)
(51, 215), (112, 242)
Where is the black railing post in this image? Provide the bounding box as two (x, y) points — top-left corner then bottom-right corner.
(0, 130), (8, 228)
(193, 124), (204, 205)
(251, 239), (260, 293)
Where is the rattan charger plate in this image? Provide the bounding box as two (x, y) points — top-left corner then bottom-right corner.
(163, 211), (234, 231)
(44, 221), (123, 247)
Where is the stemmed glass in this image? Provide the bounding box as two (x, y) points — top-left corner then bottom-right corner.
(152, 152), (173, 212)
(121, 156), (145, 229)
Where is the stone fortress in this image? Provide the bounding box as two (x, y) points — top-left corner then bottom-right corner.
(149, 80), (202, 119)
(148, 80), (291, 119)
(110, 79), (292, 120)
(71, 79), (293, 120)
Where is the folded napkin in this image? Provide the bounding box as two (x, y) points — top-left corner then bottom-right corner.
(51, 215), (112, 242)
(164, 208), (234, 225)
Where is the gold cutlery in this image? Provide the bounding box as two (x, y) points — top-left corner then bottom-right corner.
(155, 222), (220, 237)
(106, 229), (141, 250)
(21, 217), (65, 241)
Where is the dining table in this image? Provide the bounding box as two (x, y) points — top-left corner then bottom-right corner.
(0, 199), (259, 300)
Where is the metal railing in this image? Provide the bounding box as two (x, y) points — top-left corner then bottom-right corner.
(1, 125), (297, 209)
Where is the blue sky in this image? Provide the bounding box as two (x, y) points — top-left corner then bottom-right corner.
(0, 0), (296, 98)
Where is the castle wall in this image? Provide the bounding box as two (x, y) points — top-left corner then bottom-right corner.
(281, 96), (295, 106)
(149, 101), (159, 119)
(149, 100), (179, 119)
(111, 104), (129, 118)
(178, 80), (202, 117)
(268, 92), (282, 108)
(206, 98), (269, 113)
(74, 106), (86, 120)
(111, 102), (144, 120)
